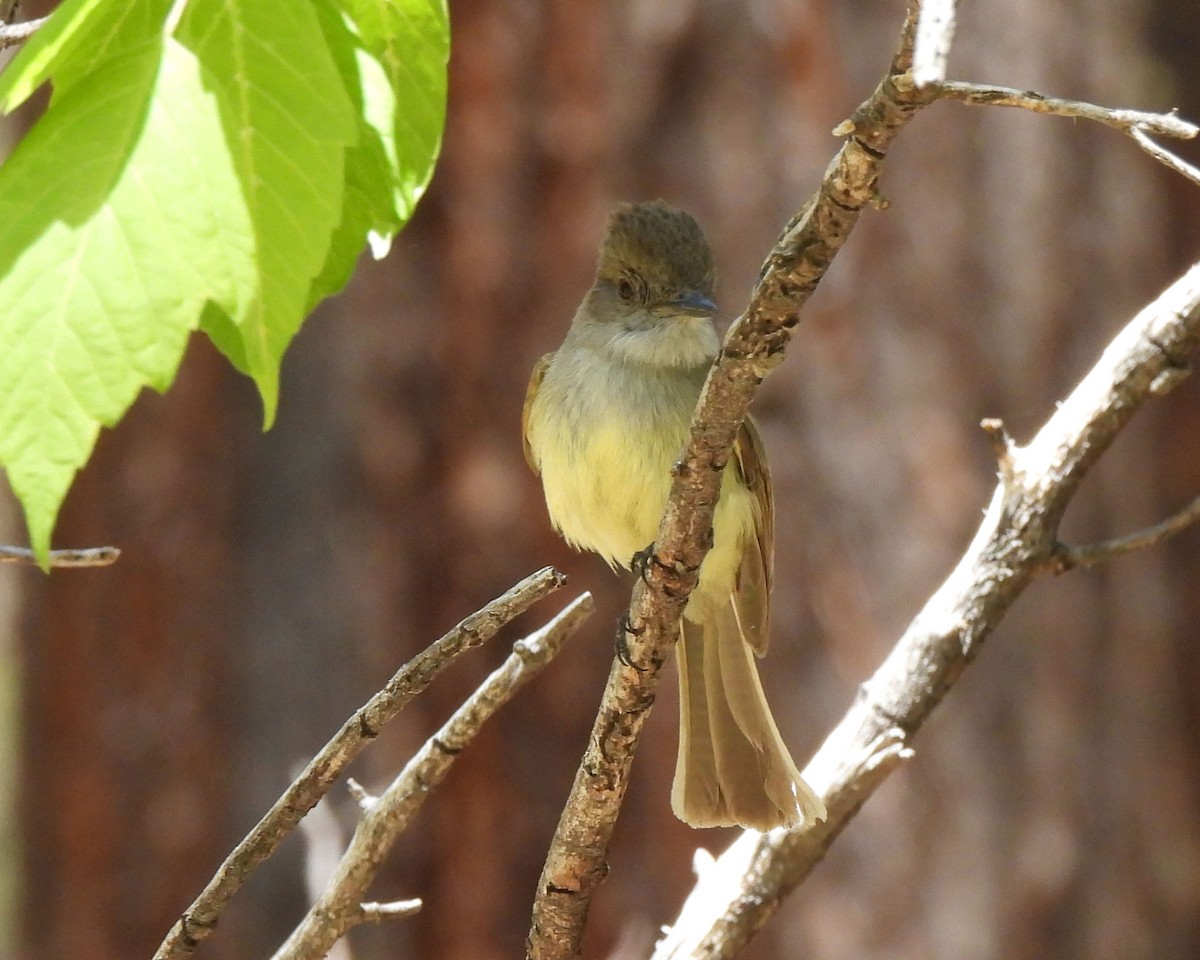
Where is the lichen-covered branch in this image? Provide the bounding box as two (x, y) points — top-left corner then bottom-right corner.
(155, 567), (568, 960)
(653, 261), (1200, 959)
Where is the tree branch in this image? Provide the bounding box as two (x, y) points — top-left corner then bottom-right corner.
(912, 0), (957, 87)
(1050, 493), (1200, 572)
(154, 567), (569, 960)
(526, 6), (938, 959)
(271, 592), (594, 960)
(525, 0), (1200, 954)
(918, 78), (1200, 185)
(359, 899), (422, 923)
(653, 261), (1200, 959)
(1128, 127), (1200, 188)
(0, 545), (121, 568)
(926, 79), (1199, 139)
(0, 13), (46, 51)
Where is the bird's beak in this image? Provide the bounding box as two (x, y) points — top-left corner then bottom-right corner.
(669, 290), (717, 318)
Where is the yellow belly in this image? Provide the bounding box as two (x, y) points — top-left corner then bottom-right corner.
(534, 415), (756, 601)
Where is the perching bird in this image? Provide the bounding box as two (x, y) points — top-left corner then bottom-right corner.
(522, 200), (825, 830)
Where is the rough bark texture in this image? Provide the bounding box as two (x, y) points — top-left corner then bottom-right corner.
(2, 1), (1200, 959)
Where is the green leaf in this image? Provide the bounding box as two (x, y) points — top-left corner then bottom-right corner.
(306, 0), (450, 305)
(180, 0), (356, 423)
(0, 0), (448, 563)
(334, 0), (449, 256)
(0, 37), (252, 561)
(0, 0), (173, 111)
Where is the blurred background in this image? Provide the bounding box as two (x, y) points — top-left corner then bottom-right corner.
(2, 0), (1200, 958)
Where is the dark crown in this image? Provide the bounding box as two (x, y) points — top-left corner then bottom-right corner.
(598, 200), (715, 298)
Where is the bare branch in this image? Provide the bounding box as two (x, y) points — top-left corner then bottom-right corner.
(0, 13), (46, 50)
(654, 262), (1200, 958)
(345, 778), (376, 813)
(1051, 493), (1200, 572)
(920, 78), (1200, 185)
(154, 567), (568, 960)
(525, 6), (939, 958)
(1129, 127), (1200, 188)
(527, 4), (1200, 957)
(0, 545), (121, 568)
(359, 900), (422, 923)
(912, 0), (957, 87)
(271, 592), (594, 960)
(979, 417), (1016, 480)
(924, 78), (1199, 139)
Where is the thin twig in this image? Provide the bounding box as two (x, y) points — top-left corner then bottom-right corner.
(0, 13), (46, 50)
(271, 592), (594, 960)
(1051, 493), (1200, 572)
(912, 0), (957, 87)
(525, 6), (938, 959)
(926, 77), (1200, 187)
(653, 261), (1200, 959)
(1129, 127), (1200, 187)
(345, 779), (376, 812)
(924, 78), (1199, 139)
(154, 567), (568, 960)
(0, 544), (121, 568)
(360, 900), (422, 923)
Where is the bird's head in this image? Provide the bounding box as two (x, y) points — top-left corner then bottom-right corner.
(574, 200), (719, 368)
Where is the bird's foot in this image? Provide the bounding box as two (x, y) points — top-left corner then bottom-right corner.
(615, 614), (645, 671)
(630, 542), (657, 584)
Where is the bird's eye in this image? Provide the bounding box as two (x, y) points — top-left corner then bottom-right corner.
(616, 278), (636, 302)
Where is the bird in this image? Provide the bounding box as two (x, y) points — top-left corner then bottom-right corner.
(521, 199), (825, 830)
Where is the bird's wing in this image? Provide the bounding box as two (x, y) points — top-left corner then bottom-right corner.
(521, 353), (554, 475)
(732, 416), (775, 657)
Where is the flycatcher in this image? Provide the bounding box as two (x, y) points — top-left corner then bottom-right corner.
(522, 200), (825, 830)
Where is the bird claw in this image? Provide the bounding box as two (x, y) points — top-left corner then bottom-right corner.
(615, 614), (645, 671)
(630, 542), (657, 584)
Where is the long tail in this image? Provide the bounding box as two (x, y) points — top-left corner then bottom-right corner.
(671, 603), (826, 830)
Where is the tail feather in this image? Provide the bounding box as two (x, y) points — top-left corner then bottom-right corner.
(671, 605), (826, 830)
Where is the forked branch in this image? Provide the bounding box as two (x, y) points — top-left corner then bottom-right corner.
(527, 0), (1200, 954)
(273, 592), (593, 960)
(155, 567), (569, 960)
(1051, 493), (1200, 573)
(527, 6), (938, 959)
(653, 262), (1200, 959)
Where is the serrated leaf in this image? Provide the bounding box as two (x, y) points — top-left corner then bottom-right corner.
(342, 0), (448, 240)
(180, 0), (355, 423)
(0, 38), (253, 561)
(306, 0), (449, 304)
(0, 0), (444, 563)
(0, 0), (174, 111)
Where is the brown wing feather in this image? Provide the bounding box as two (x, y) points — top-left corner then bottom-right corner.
(521, 353), (554, 475)
(732, 416), (774, 656)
